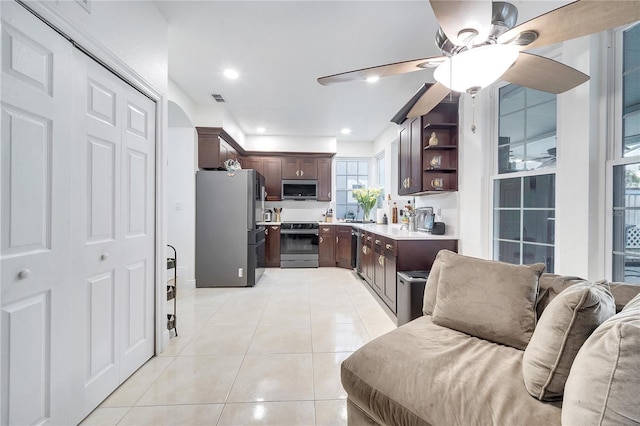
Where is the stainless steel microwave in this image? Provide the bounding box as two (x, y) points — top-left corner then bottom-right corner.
(282, 179), (317, 200)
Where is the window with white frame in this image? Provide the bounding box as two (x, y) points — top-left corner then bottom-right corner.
(611, 23), (640, 283)
(493, 84), (556, 272)
(335, 159), (369, 221)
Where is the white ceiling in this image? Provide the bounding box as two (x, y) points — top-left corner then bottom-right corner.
(155, 1), (570, 144)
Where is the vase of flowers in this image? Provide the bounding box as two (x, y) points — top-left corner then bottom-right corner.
(352, 187), (382, 222)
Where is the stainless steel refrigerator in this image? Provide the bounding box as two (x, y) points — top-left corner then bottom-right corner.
(196, 169), (266, 287)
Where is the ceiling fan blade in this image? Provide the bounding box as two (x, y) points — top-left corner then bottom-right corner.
(407, 82), (451, 119)
(430, 1), (492, 45)
(499, 0), (640, 51)
(500, 52), (589, 94)
(317, 57), (445, 86)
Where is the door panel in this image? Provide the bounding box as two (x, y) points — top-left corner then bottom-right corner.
(87, 136), (117, 243)
(70, 46), (155, 421)
(2, 4), (156, 424)
(1, 292), (51, 426)
(1, 3), (73, 424)
(2, 107), (52, 255)
(85, 271), (116, 385)
(124, 260), (148, 353)
(125, 149), (148, 237)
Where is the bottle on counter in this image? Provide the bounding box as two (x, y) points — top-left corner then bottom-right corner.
(392, 202), (398, 224)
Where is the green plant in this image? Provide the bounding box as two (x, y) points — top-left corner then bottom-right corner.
(352, 187), (382, 220)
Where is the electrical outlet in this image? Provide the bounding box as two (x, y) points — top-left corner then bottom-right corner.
(238, 268), (243, 278)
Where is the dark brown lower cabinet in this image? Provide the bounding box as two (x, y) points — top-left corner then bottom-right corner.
(358, 232), (458, 315)
(265, 225), (280, 267)
(335, 226), (353, 268)
(319, 226), (335, 267)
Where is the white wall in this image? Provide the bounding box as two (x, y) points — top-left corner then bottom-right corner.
(554, 35), (607, 279)
(34, 1), (168, 94)
(336, 140), (373, 157)
(247, 135), (337, 153)
(167, 127), (197, 288)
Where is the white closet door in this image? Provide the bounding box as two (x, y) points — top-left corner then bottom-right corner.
(0, 3), (74, 425)
(69, 49), (155, 421)
(118, 73), (155, 382)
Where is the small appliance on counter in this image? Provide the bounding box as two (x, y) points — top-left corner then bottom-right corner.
(263, 209), (273, 222)
(415, 207), (435, 233)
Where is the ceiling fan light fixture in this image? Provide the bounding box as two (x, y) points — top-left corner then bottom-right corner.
(434, 44), (518, 94)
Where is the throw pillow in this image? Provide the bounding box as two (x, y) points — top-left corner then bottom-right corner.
(422, 249), (447, 315)
(431, 251), (545, 350)
(522, 280), (615, 401)
(562, 292), (640, 425)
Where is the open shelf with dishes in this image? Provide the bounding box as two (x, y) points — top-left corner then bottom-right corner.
(421, 98), (459, 192)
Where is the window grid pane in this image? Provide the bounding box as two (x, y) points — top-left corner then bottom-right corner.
(335, 159), (371, 221)
(498, 84), (557, 173)
(495, 84), (556, 272)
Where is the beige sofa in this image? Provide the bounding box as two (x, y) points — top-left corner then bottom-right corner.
(342, 251), (640, 426)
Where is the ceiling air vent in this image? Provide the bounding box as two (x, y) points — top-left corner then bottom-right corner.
(211, 93), (226, 103)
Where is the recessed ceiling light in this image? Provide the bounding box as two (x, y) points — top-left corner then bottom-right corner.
(366, 76), (380, 83)
(256, 127), (266, 133)
(224, 68), (239, 79)
(341, 128), (351, 135)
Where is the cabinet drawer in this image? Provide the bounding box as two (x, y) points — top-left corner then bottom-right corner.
(320, 226), (334, 235)
(383, 237), (397, 257)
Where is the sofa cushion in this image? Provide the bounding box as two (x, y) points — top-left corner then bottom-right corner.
(422, 249), (444, 315)
(523, 280), (615, 401)
(431, 251), (545, 350)
(536, 274), (585, 319)
(341, 316), (562, 426)
(562, 292), (640, 425)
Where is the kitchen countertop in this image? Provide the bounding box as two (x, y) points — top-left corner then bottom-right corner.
(258, 221), (457, 240)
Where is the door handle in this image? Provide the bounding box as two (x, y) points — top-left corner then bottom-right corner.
(101, 253), (109, 261)
(17, 269), (31, 280)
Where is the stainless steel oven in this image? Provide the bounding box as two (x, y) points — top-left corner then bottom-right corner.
(280, 222), (319, 268)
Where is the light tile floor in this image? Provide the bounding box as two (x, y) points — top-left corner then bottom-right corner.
(81, 267), (396, 426)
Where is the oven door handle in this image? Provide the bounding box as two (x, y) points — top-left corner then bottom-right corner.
(281, 230), (319, 235)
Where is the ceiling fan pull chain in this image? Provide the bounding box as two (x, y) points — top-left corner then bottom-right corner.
(471, 96), (477, 134)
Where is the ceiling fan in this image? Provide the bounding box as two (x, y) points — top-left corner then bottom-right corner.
(317, 1), (640, 124)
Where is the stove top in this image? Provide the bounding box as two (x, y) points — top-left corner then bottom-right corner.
(281, 222), (319, 230)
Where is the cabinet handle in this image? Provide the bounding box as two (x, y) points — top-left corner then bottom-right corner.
(362, 246), (367, 254)
(328, 192), (331, 199)
(300, 170), (304, 176)
(375, 239), (381, 245)
(319, 236), (324, 243)
(336, 236), (339, 244)
(17, 269), (31, 280)
(271, 226), (278, 230)
(323, 227), (330, 232)
(265, 228), (268, 235)
(367, 236), (372, 241)
(385, 243), (392, 250)
(378, 255), (384, 266)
